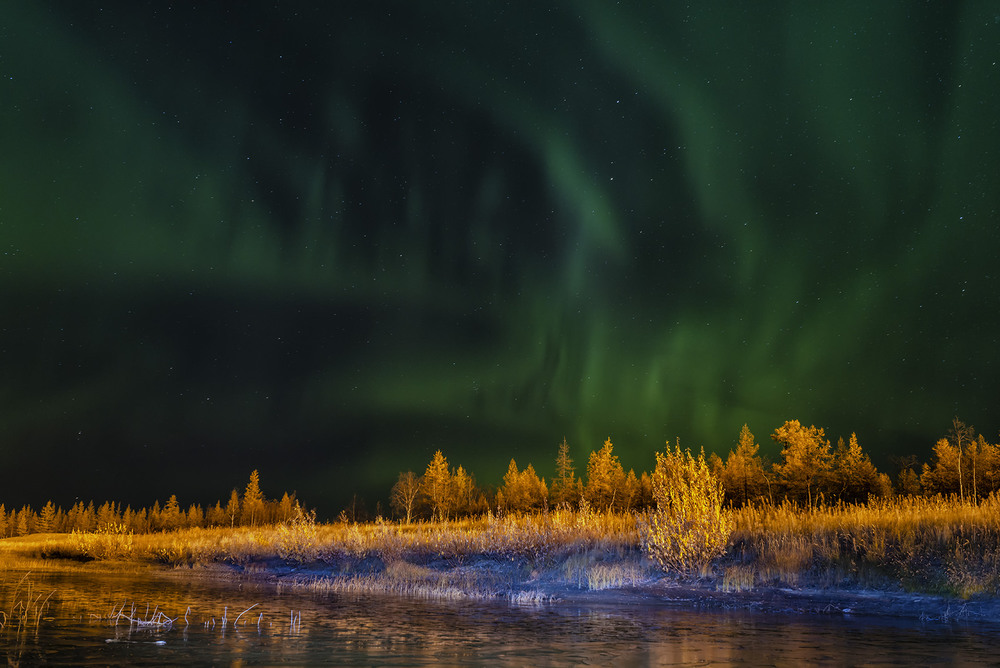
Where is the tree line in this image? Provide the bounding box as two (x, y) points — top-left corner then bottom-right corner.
(0, 470), (304, 538)
(4, 418), (996, 535)
(390, 437), (653, 522)
(391, 418), (999, 521)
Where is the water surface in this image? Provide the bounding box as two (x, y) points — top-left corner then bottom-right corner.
(2, 569), (998, 665)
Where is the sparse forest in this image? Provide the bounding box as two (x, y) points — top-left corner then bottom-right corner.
(0, 470), (304, 539)
(3, 418), (996, 538)
(387, 417), (994, 523)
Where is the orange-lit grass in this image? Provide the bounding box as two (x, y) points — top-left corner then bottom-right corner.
(9, 496), (1000, 599)
(280, 509), (653, 601)
(729, 495), (1000, 597)
(0, 510), (650, 602)
(279, 507), (643, 566)
(2, 508), (645, 577)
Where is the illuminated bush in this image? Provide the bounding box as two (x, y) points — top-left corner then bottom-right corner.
(276, 506), (319, 564)
(73, 522), (134, 560)
(644, 443), (732, 574)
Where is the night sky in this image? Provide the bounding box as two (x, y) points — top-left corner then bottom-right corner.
(3, 3), (999, 517)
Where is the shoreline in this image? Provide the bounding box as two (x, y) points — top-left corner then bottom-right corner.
(157, 555), (1000, 626)
(5, 548), (1000, 626)
(7, 496), (1000, 628)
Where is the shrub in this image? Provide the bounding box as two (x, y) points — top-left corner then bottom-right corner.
(73, 522), (134, 560)
(276, 507), (319, 564)
(644, 443), (732, 574)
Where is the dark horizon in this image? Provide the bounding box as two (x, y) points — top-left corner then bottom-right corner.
(3, 3), (999, 517)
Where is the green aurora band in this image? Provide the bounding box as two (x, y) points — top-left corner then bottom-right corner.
(2, 2), (998, 513)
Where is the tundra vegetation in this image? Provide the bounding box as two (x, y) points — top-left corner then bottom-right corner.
(4, 418), (1000, 601)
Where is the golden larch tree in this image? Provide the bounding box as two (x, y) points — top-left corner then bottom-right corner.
(550, 438), (578, 508)
(771, 420), (831, 507)
(497, 459), (547, 512)
(421, 450), (453, 521)
(721, 424), (771, 506)
(921, 437), (962, 496)
(225, 489), (240, 528)
(585, 437), (627, 510)
(161, 494), (182, 531)
(451, 465), (477, 516)
(831, 433), (885, 504)
(242, 469), (265, 526)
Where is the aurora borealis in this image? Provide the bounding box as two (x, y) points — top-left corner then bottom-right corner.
(3, 3), (999, 515)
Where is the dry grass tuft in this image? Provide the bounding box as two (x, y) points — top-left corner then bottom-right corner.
(719, 564), (756, 592)
(0, 573), (54, 634)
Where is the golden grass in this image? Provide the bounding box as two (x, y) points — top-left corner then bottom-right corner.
(7, 495), (1000, 600)
(719, 564), (756, 592)
(584, 561), (651, 590)
(1, 509), (642, 585)
(293, 508), (641, 564)
(728, 495), (1000, 596)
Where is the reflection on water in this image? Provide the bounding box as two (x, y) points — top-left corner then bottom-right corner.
(2, 568), (999, 666)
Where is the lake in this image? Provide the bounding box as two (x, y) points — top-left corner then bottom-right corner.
(2, 568), (998, 665)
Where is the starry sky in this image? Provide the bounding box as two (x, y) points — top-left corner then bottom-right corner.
(3, 2), (999, 516)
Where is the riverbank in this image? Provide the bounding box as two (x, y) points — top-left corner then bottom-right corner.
(6, 498), (1000, 625)
(144, 553), (1000, 626)
(5, 537), (1000, 627)
(8, 559), (998, 668)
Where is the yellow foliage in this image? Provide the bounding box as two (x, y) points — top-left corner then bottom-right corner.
(498, 460), (548, 512)
(72, 522), (134, 560)
(644, 443), (732, 574)
(276, 506), (319, 564)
